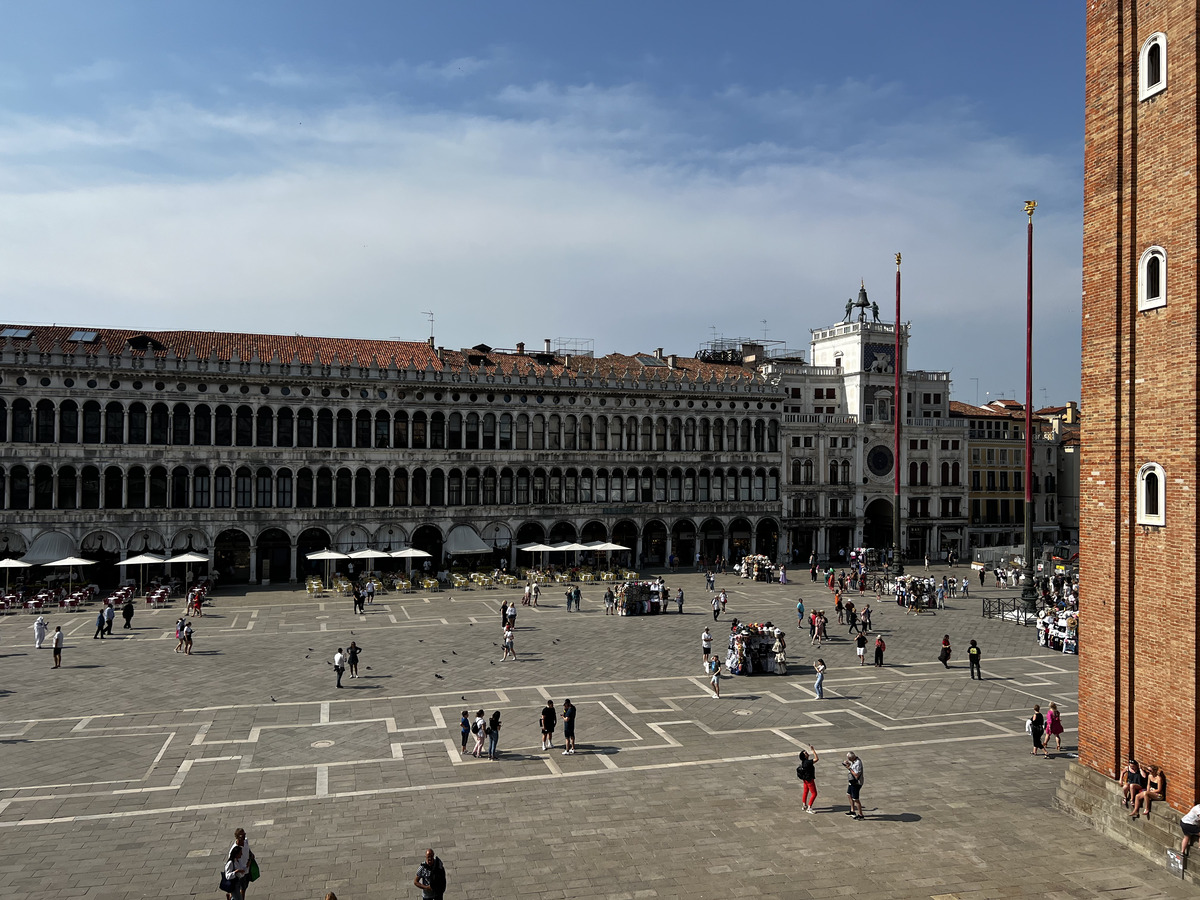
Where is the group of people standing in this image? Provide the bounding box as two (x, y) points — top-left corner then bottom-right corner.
(794, 744), (866, 819)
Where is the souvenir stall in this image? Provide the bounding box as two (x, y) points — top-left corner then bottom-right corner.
(618, 581), (668, 615)
(738, 555), (777, 582)
(725, 622), (787, 674)
(1037, 609), (1078, 654)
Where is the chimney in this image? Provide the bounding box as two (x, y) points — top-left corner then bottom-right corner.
(436, 346), (444, 362)
(563, 354), (572, 367)
(668, 354), (677, 368)
(516, 342), (525, 356)
(544, 338), (552, 353)
(655, 347), (663, 359)
(427, 336), (435, 348)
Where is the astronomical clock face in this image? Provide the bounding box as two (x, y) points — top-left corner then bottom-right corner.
(862, 343), (896, 374)
(867, 445), (894, 478)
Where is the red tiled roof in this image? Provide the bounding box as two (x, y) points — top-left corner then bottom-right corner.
(0, 325), (759, 383)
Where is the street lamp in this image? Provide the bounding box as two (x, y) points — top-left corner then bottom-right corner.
(1021, 201), (1039, 611)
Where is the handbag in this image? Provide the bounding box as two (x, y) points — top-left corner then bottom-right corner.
(249, 858), (261, 882)
(219, 873), (235, 893)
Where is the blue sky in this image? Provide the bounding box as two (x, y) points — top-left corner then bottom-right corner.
(0, 1), (1084, 402)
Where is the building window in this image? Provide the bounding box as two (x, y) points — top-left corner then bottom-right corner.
(1138, 246), (1166, 311)
(1137, 462), (1165, 526)
(1140, 32), (1167, 100)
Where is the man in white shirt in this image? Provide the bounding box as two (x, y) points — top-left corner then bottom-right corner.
(844, 752), (865, 819)
(701, 627), (713, 664)
(333, 648), (345, 688)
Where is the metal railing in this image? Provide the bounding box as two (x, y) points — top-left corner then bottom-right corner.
(981, 597), (1038, 625)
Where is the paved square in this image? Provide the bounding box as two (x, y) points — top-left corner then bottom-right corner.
(0, 568), (1189, 899)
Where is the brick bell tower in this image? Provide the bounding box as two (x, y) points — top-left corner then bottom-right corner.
(1067, 0), (1200, 868)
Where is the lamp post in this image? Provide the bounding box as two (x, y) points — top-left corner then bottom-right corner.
(1021, 201), (1039, 611)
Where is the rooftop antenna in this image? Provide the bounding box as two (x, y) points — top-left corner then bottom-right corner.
(420, 311), (435, 340)
(760, 319), (769, 340)
(709, 325), (718, 342)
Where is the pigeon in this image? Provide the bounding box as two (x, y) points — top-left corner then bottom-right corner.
(365, 666), (372, 670)
(490, 661), (495, 665)
(442, 659), (447, 664)
(270, 697), (277, 702)
(418, 639), (423, 643)
(452, 651), (457, 655)
(434, 673), (443, 679)
(305, 655), (310, 659)
(308, 648), (314, 651)
(461, 696), (467, 701)
(493, 642), (497, 647)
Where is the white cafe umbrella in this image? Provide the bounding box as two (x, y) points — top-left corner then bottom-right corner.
(0, 557), (31, 594)
(390, 547), (431, 575)
(165, 551), (210, 587)
(518, 543), (556, 572)
(118, 552), (166, 595)
(306, 549), (349, 589)
(348, 548), (391, 577)
(42, 556), (97, 596)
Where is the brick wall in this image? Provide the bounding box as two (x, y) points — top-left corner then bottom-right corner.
(1080, 0), (1199, 811)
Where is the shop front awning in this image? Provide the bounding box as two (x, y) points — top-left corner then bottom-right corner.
(23, 531), (79, 565)
(445, 526), (492, 555)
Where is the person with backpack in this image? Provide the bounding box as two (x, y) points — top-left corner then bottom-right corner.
(540, 699), (558, 751)
(967, 640), (982, 679)
(413, 847), (447, 900)
(796, 744), (820, 813)
(470, 710), (486, 758)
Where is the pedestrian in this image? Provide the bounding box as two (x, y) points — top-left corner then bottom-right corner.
(844, 752), (865, 818)
(771, 629), (787, 675)
(506, 602), (517, 630)
(51, 625), (63, 668)
(459, 710), (470, 753)
(347, 641), (361, 678)
(796, 598), (805, 628)
(531, 582), (540, 607)
(103, 602), (115, 635)
(701, 627), (713, 664)
(540, 699), (557, 751)
(1045, 702), (1065, 751)
(365, 580), (375, 604)
(352, 584), (365, 615)
(938, 635), (952, 668)
(227, 827), (255, 900)
(413, 847), (447, 900)
(471, 709), (486, 757)
(223, 845), (248, 900)
(709, 655), (722, 698)
(573, 585), (582, 611)
(333, 648), (345, 688)
(561, 698), (576, 755)
(500, 599), (509, 626)
(93, 608), (106, 640)
(813, 658), (826, 699)
(873, 635), (885, 667)
(1179, 802), (1200, 858)
(860, 604), (872, 634)
(967, 640), (982, 679)
(779, 564), (788, 585)
(33, 615), (47, 649)
(719, 589), (728, 613)
(855, 631), (867, 666)
(924, 554), (929, 570)
(180, 620), (194, 654)
(174, 616), (186, 653)
(675, 587), (684, 614)
(711, 593), (720, 621)
(979, 568), (985, 587)
(962, 576), (970, 598)
(122, 597), (135, 628)
(1028, 705), (1048, 757)
(486, 711), (502, 760)
(501, 625), (515, 660)
(796, 744), (820, 812)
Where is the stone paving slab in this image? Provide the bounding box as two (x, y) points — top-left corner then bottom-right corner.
(0, 567), (1189, 898)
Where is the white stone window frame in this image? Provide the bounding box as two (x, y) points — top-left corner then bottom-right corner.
(1137, 462), (1165, 527)
(1139, 32), (1167, 101)
(1138, 246), (1166, 312)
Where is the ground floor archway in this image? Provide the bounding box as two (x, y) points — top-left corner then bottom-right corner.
(256, 528), (291, 584)
(214, 529), (251, 584)
(863, 498), (894, 550)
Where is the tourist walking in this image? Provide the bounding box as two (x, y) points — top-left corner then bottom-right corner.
(561, 698), (576, 755)
(855, 631), (867, 666)
(1045, 701), (1064, 751)
(506, 602), (517, 630)
(500, 599), (509, 625)
(873, 635), (885, 667)
(531, 583), (540, 607)
(486, 711), (502, 759)
(51, 625), (63, 668)
(675, 587), (684, 614)
(182, 620), (194, 654)
(93, 608), (106, 640)
(222, 845), (248, 900)
(719, 589), (728, 614)
(701, 627), (713, 664)
(540, 699), (557, 751)
(32, 615), (47, 649)
(967, 640), (982, 679)
(813, 658), (826, 699)
(333, 648), (345, 688)
(174, 616), (186, 652)
(103, 602), (115, 635)
(796, 598), (805, 628)
(122, 597), (135, 628)
(709, 655), (722, 698)
(796, 744), (820, 812)
(603, 587), (615, 614)
(226, 827), (255, 900)
(1028, 705), (1048, 757)
(962, 576), (970, 597)
(860, 604), (872, 634)
(844, 752), (865, 819)
(501, 625), (516, 661)
(347, 641), (361, 678)
(413, 847), (447, 900)
(459, 710), (470, 753)
(711, 594), (721, 621)
(938, 635), (952, 668)
(771, 629), (787, 675)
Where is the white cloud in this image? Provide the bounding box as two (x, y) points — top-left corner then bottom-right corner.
(0, 82), (1082, 400)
